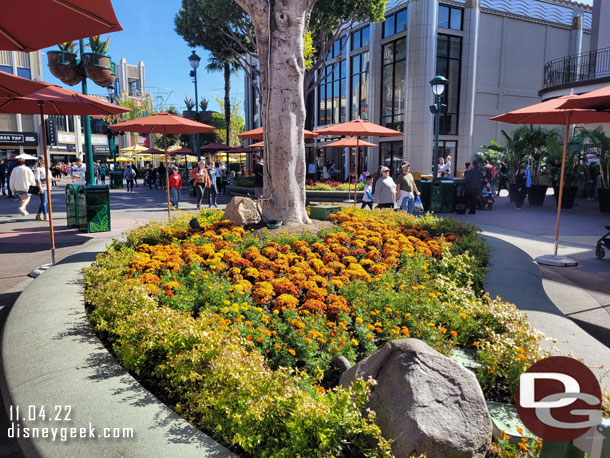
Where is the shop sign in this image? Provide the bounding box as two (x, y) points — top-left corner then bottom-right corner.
(0, 132), (38, 146)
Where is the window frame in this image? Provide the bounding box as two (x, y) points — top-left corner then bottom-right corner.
(380, 37), (407, 132)
(435, 33), (462, 136)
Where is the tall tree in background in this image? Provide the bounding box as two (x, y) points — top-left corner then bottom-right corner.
(206, 53), (240, 146)
(214, 98), (244, 146)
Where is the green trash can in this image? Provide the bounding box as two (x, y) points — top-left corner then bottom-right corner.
(65, 184), (79, 228)
(439, 180), (456, 213)
(110, 171), (123, 189)
(76, 185), (111, 233)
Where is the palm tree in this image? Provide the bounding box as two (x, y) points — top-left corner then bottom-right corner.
(206, 52), (240, 146)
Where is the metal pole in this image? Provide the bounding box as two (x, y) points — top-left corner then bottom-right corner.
(39, 102), (56, 265)
(432, 95), (440, 183)
(553, 114), (572, 256)
(164, 134), (171, 219)
(194, 68), (200, 160)
(79, 39), (95, 186)
(354, 138), (359, 206)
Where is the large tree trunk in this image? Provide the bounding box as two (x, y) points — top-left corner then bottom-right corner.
(234, 0), (314, 223)
(224, 62), (231, 146)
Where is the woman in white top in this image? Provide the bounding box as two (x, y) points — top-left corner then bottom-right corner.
(34, 157), (50, 220)
(9, 158), (36, 216)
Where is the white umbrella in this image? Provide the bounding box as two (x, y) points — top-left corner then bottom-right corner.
(15, 153), (37, 160)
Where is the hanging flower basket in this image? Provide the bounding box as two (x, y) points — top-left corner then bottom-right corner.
(47, 51), (81, 86)
(82, 52), (112, 86)
(97, 61), (116, 88)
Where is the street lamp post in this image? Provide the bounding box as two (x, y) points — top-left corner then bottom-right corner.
(429, 75), (448, 184)
(188, 50), (201, 160)
(79, 38), (95, 186)
(106, 85), (118, 170)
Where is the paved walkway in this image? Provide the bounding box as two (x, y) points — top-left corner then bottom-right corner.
(0, 184), (609, 455)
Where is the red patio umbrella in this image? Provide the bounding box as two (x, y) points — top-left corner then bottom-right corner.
(315, 119), (402, 204)
(249, 141), (265, 148)
(110, 113), (215, 218)
(0, 83), (130, 264)
(201, 142), (231, 166)
(0, 70), (48, 97)
(559, 85), (610, 111)
(238, 126), (319, 140)
(490, 95), (610, 266)
(0, 0), (122, 53)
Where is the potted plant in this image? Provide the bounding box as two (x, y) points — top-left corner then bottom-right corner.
(484, 128), (527, 202)
(82, 35), (112, 86)
(182, 96), (196, 119)
(547, 136), (584, 209)
(47, 42), (81, 86)
(520, 125), (558, 206)
(580, 127), (610, 213)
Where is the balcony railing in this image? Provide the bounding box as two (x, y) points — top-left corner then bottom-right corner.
(543, 47), (610, 90)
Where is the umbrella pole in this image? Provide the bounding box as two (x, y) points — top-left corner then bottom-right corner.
(354, 138), (359, 206)
(553, 114), (571, 256)
(164, 134), (171, 219)
(39, 102), (56, 265)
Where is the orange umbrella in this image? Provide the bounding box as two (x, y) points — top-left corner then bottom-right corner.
(559, 85), (610, 111)
(0, 0), (122, 52)
(321, 138), (377, 148)
(0, 83), (130, 265)
(315, 119), (402, 203)
(110, 113), (215, 218)
(249, 141), (265, 148)
(490, 95), (610, 266)
(0, 70), (48, 97)
(238, 126), (319, 140)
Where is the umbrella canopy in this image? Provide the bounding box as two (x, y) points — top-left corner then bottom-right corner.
(170, 147), (193, 154)
(115, 157), (133, 163)
(559, 85), (610, 111)
(120, 144), (149, 154)
(201, 142), (230, 151)
(322, 138), (377, 148)
(249, 141), (265, 148)
(15, 153), (37, 160)
(0, 0), (122, 53)
(314, 119), (402, 137)
(109, 113), (215, 218)
(0, 85), (130, 116)
(109, 112), (215, 135)
(490, 95), (610, 265)
(0, 70), (49, 97)
(237, 126), (319, 140)
(224, 147), (256, 154)
(489, 95), (610, 125)
(138, 148), (164, 155)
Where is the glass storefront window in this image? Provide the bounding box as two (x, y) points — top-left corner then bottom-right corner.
(318, 59), (346, 125)
(383, 8), (407, 39)
(435, 140), (458, 176)
(438, 5), (463, 30)
(350, 52), (369, 120)
(381, 38), (406, 132)
(379, 141), (403, 178)
(436, 34), (462, 135)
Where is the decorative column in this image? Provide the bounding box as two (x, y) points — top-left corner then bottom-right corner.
(404, 0), (437, 175)
(457, 0), (480, 170)
(368, 21), (383, 171)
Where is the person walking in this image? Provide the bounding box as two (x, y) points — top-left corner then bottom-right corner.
(169, 167), (182, 209)
(515, 164), (528, 209)
(361, 175), (374, 209)
(9, 158), (36, 215)
(214, 162), (224, 195)
(99, 163), (107, 185)
(375, 166), (396, 209)
(463, 160), (483, 214)
(132, 165), (139, 187)
(207, 161), (218, 208)
(396, 163), (419, 214)
(123, 164), (135, 192)
(34, 156), (51, 220)
(190, 160), (211, 210)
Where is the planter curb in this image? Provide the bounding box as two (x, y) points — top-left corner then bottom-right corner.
(0, 240), (235, 458)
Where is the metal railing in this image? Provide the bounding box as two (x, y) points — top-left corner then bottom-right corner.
(543, 47), (610, 89)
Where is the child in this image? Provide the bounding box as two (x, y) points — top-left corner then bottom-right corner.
(169, 167), (182, 209)
(361, 175), (374, 209)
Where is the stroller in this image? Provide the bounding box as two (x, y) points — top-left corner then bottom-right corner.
(478, 182), (495, 211)
(595, 225), (610, 259)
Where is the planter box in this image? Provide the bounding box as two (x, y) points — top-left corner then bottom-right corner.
(527, 184), (548, 206)
(309, 205), (341, 220)
(599, 188), (610, 213)
(47, 51), (81, 86)
(553, 186), (578, 209)
(225, 185), (363, 202)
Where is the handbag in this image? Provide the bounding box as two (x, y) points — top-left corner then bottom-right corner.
(28, 185), (40, 196)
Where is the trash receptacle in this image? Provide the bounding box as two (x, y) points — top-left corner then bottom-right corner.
(416, 180), (431, 212)
(439, 180), (456, 213)
(110, 171), (123, 189)
(65, 184), (79, 228)
(76, 185), (111, 233)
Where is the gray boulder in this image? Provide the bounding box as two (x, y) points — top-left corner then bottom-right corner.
(222, 197), (261, 226)
(340, 339), (492, 458)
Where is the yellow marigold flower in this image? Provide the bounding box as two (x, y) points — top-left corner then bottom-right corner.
(459, 312), (467, 319)
(273, 309), (280, 315)
(275, 343), (282, 349)
(367, 334), (374, 340)
(355, 317), (363, 324)
(351, 338), (359, 346)
(304, 338), (313, 344)
(288, 348), (296, 356)
(326, 321), (336, 328)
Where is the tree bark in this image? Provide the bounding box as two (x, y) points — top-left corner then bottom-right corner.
(235, 0), (314, 223)
(224, 62), (231, 146)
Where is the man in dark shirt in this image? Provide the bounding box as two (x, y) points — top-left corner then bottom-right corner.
(253, 155), (264, 199)
(0, 159), (6, 195)
(463, 161), (483, 214)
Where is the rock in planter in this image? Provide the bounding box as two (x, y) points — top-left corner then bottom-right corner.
(222, 197), (261, 226)
(340, 339), (492, 458)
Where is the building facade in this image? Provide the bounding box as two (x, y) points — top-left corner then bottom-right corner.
(0, 50), (44, 160)
(244, 0), (595, 178)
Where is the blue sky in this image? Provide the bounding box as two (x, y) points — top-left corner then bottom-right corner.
(42, 1), (244, 115)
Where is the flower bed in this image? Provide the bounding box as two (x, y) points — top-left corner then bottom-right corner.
(85, 209), (553, 457)
(306, 180), (365, 191)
